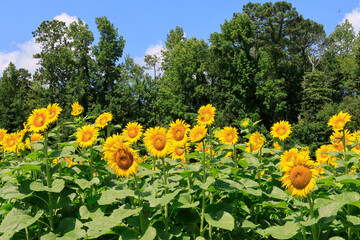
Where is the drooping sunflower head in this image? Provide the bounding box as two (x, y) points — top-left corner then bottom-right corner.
(217, 127), (238, 145)
(47, 103), (62, 123)
(95, 112), (113, 128)
(270, 120), (292, 141)
(144, 126), (170, 158)
(123, 122), (143, 143)
(76, 125), (99, 148)
(281, 152), (318, 198)
(189, 125), (207, 142)
(249, 131), (265, 148)
(169, 142), (190, 162)
(168, 119), (190, 145)
(197, 104), (216, 125)
(103, 134), (139, 177)
(0, 129), (7, 145)
(30, 133), (43, 142)
(351, 130), (360, 154)
(328, 111), (351, 131)
(71, 102), (84, 116)
(27, 108), (50, 133)
(195, 142), (216, 156)
(3, 133), (20, 152)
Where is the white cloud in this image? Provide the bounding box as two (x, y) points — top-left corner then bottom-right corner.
(134, 41), (165, 76)
(0, 38), (40, 74)
(342, 6), (360, 34)
(0, 13), (78, 76)
(54, 13), (78, 26)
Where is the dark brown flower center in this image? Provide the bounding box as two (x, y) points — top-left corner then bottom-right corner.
(289, 165), (312, 189)
(153, 134), (166, 151)
(115, 149), (134, 170)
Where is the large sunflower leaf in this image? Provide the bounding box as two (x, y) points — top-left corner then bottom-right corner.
(204, 210), (234, 231)
(257, 221), (300, 239)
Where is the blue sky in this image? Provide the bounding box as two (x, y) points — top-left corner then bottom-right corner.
(1, 0), (360, 74)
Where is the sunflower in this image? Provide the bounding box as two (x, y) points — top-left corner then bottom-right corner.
(189, 125), (207, 142)
(197, 104), (216, 125)
(280, 148), (299, 169)
(0, 129), (7, 145)
(281, 152), (319, 198)
(47, 103), (62, 123)
(3, 133), (20, 152)
(71, 102), (83, 116)
(328, 111), (351, 131)
(169, 142), (190, 162)
(122, 122), (143, 143)
(76, 125), (99, 148)
(168, 119), (190, 145)
(144, 126), (170, 158)
(330, 130), (352, 152)
(249, 131), (265, 148)
(273, 142), (281, 150)
(27, 108), (50, 133)
(217, 127), (238, 145)
(195, 142), (216, 156)
(245, 141), (261, 153)
(240, 118), (251, 128)
(315, 144), (333, 164)
(350, 130), (360, 154)
(270, 120), (292, 141)
(102, 134), (139, 177)
(95, 112), (113, 128)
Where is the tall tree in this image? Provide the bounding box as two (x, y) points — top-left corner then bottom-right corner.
(93, 16), (125, 108)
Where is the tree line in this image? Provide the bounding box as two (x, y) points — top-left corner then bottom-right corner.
(1, 1), (360, 151)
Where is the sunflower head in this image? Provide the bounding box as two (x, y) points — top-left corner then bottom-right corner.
(273, 142), (281, 150)
(0, 129), (7, 144)
(95, 112), (113, 128)
(189, 125), (207, 142)
(249, 131), (265, 148)
(71, 102), (84, 116)
(47, 103), (62, 123)
(270, 120), (292, 141)
(328, 111), (351, 131)
(169, 142), (190, 162)
(315, 144), (333, 164)
(27, 108), (50, 133)
(217, 127), (238, 145)
(102, 134), (139, 177)
(3, 133), (21, 152)
(281, 152), (318, 198)
(144, 126), (170, 158)
(76, 125), (99, 148)
(197, 104), (216, 125)
(122, 122), (143, 143)
(280, 148), (299, 169)
(240, 118), (251, 128)
(330, 130), (352, 151)
(168, 119), (190, 145)
(245, 141), (261, 153)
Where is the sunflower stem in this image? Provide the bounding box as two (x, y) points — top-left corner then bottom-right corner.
(134, 174), (145, 235)
(56, 120), (62, 177)
(342, 130), (348, 174)
(200, 139), (207, 236)
(161, 157), (169, 233)
(307, 193), (317, 240)
(89, 145), (94, 180)
(44, 131), (54, 231)
(209, 192), (213, 240)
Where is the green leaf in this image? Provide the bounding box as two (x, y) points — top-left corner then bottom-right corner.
(30, 179), (65, 193)
(140, 226), (156, 240)
(147, 189), (181, 207)
(204, 211), (234, 231)
(0, 208), (43, 239)
(98, 188), (136, 205)
(241, 219), (259, 229)
(267, 186), (288, 200)
(257, 221), (300, 239)
(75, 177), (100, 190)
(318, 201), (344, 218)
(0, 182), (28, 200)
(216, 179), (243, 191)
(172, 193), (199, 208)
(56, 218), (86, 240)
(79, 206), (104, 220)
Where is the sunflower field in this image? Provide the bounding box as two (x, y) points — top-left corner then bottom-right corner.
(0, 102), (359, 240)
